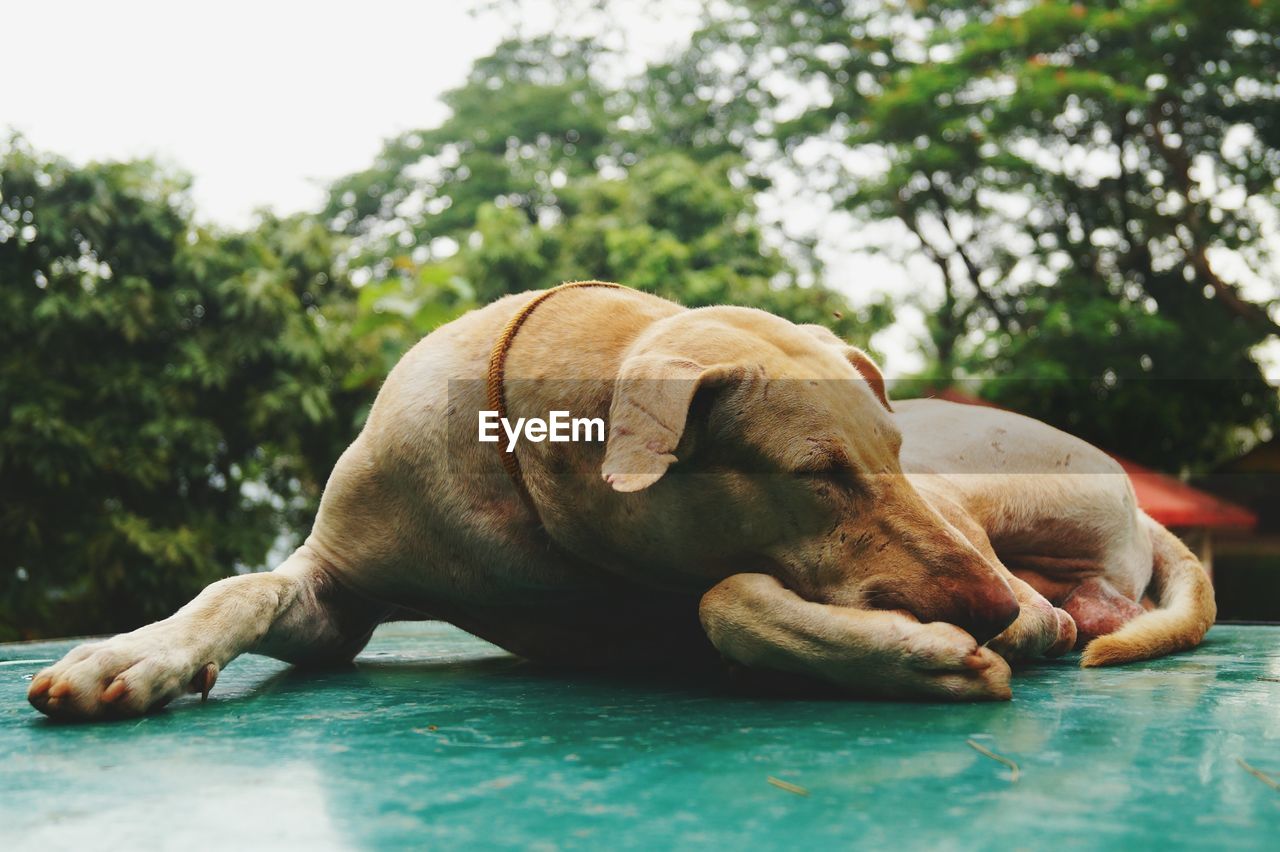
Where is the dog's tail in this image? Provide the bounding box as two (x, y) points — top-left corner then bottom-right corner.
(1080, 513), (1216, 667)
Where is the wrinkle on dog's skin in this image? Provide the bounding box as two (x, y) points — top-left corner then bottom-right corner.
(29, 285), (1215, 718)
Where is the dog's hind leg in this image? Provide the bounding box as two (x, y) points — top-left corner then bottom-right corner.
(1061, 578), (1146, 645)
(28, 544), (388, 721)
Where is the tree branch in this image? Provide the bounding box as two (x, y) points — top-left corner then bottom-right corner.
(896, 190), (960, 369)
(1146, 98), (1280, 336)
(924, 182), (1011, 323)
(1113, 115), (1156, 283)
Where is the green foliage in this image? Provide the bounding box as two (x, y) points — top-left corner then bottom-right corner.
(0, 138), (360, 640)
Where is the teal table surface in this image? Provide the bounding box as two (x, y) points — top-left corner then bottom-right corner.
(2, 623), (1277, 850)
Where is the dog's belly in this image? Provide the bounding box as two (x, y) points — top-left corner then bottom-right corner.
(306, 426), (694, 628)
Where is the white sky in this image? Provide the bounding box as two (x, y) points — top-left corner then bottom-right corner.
(2, 1), (705, 224)
(5, 2), (502, 225)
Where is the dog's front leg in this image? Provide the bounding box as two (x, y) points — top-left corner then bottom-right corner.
(28, 545), (383, 720)
(699, 573), (1012, 701)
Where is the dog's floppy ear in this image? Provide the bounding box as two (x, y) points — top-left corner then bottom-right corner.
(843, 346), (892, 412)
(601, 354), (741, 493)
(800, 324), (892, 412)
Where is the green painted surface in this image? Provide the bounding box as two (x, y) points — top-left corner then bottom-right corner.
(2, 623), (1278, 850)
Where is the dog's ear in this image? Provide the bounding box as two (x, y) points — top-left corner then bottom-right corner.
(843, 346), (892, 412)
(800, 325), (892, 412)
(601, 355), (742, 493)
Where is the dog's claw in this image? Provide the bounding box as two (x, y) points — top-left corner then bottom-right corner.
(101, 678), (128, 704)
(192, 662), (218, 703)
(28, 673), (51, 699)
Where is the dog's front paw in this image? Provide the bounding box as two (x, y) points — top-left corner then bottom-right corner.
(28, 627), (218, 721)
(887, 619), (1013, 701)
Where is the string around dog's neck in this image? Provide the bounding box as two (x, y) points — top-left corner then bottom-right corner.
(486, 281), (626, 519)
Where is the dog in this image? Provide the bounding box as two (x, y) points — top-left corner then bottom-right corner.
(28, 283), (1214, 719)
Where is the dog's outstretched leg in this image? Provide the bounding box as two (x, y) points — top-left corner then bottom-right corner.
(28, 544), (385, 721)
(699, 573), (1012, 701)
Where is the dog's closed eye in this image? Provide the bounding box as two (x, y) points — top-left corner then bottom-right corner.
(793, 462), (861, 494)
(796, 438), (860, 487)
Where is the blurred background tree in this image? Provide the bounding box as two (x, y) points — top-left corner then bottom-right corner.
(0, 139), (362, 639)
(586, 0), (1279, 467)
(324, 34), (887, 373)
(3, 0), (1277, 637)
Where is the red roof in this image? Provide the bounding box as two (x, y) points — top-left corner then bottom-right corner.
(928, 389), (1257, 531)
(1113, 457), (1256, 530)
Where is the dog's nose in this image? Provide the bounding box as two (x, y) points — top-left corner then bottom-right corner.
(949, 585), (1020, 646)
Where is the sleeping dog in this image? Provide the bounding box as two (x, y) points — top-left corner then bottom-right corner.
(29, 283), (1214, 718)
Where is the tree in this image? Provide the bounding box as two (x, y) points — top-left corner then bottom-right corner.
(543, 0), (1280, 467)
(0, 138), (361, 639)
(324, 36), (887, 354)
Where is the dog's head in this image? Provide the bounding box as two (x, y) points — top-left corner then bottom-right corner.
(599, 307), (1018, 644)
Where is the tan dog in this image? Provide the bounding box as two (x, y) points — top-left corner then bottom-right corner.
(28, 285), (1214, 719)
